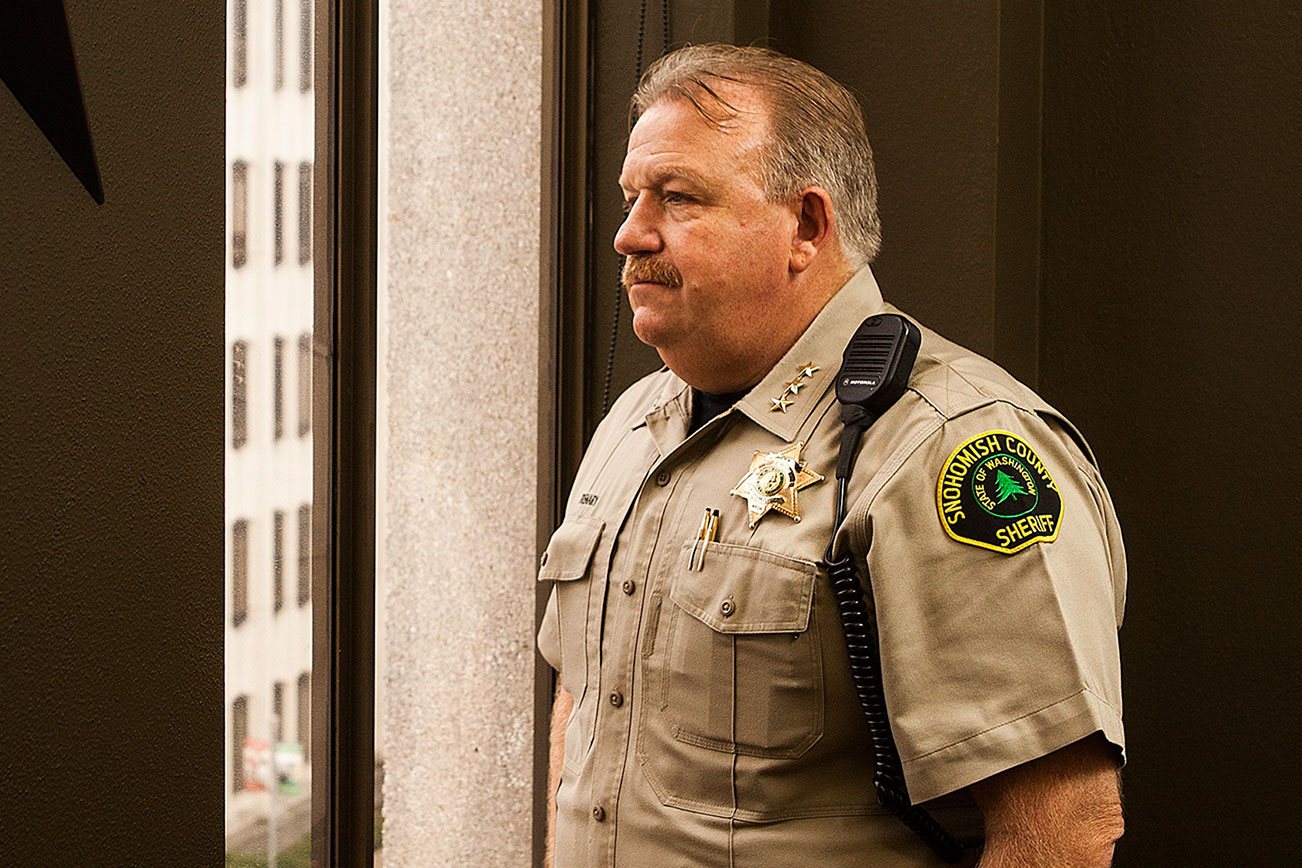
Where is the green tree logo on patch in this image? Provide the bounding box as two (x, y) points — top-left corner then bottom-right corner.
(971, 454), (1039, 518)
(994, 470), (1027, 504)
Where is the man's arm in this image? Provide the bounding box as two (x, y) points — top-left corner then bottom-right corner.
(968, 733), (1124, 867)
(545, 684), (573, 868)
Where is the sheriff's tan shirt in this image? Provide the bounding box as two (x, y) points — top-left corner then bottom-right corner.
(538, 267), (1126, 867)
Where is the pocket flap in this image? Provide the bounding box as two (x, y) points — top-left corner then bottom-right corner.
(538, 516), (606, 582)
(670, 541), (817, 633)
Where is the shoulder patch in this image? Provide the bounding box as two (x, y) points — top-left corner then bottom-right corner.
(936, 430), (1063, 554)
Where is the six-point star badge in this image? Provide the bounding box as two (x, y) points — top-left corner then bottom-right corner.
(730, 442), (825, 528)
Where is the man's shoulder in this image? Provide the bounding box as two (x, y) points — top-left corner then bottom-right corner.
(599, 366), (679, 430)
(891, 309), (1098, 468)
(899, 312), (1050, 421)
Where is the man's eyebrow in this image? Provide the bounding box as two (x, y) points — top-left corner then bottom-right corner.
(619, 166), (712, 194)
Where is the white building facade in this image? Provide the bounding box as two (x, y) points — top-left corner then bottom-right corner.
(225, 0), (316, 847)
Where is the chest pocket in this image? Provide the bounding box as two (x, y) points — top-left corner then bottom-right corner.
(658, 540), (823, 758)
(538, 516), (606, 698)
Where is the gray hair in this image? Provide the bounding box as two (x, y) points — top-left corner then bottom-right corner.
(632, 44), (882, 265)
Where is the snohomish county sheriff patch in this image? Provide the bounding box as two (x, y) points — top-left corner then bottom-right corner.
(936, 430), (1063, 554)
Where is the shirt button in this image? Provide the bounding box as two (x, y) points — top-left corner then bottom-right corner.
(609, 691), (624, 708)
(720, 599), (735, 617)
(655, 470), (671, 486)
(621, 579), (636, 595)
(592, 804), (606, 822)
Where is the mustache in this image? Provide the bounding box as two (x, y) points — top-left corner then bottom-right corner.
(621, 255), (682, 290)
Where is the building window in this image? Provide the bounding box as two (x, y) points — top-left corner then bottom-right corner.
(274, 0), (286, 91)
(273, 161), (286, 265)
(299, 0), (313, 93)
(232, 695), (249, 792)
(297, 504), (311, 605)
(297, 333), (312, 436)
(231, 340), (249, 448)
(232, 518), (249, 626)
(273, 682), (285, 743)
(273, 509), (285, 613)
(232, 0), (248, 87)
(273, 336), (286, 440)
(231, 160), (249, 269)
(297, 161), (312, 264)
(297, 672), (311, 753)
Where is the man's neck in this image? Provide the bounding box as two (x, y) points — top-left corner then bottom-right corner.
(664, 259), (855, 392)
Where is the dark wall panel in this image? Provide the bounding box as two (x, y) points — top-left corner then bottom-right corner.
(0, 3), (224, 866)
(779, 1), (1004, 362)
(1042, 4), (1301, 865)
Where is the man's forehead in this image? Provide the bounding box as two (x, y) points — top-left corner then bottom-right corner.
(620, 92), (768, 188)
(618, 162), (711, 191)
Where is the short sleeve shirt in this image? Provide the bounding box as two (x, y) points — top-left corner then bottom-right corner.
(537, 267), (1126, 867)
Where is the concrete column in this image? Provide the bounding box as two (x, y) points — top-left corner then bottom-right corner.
(377, 1), (545, 863)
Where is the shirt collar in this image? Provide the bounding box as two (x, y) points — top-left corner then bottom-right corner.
(734, 265), (886, 441)
(639, 266), (886, 449)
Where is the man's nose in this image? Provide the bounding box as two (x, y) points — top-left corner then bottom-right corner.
(614, 198), (662, 255)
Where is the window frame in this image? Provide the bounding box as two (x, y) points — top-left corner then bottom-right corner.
(311, 1), (378, 863)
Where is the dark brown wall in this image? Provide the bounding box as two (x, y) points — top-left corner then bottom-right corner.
(1041, 5), (1301, 865)
(0, 4), (224, 866)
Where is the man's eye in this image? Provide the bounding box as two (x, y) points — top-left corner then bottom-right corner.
(663, 191), (690, 204)
(621, 198), (636, 215)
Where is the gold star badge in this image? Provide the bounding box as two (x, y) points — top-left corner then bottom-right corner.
(799, 363), (820, 379)
(770, 394), (793, 412)
(730, 442), (826, 528)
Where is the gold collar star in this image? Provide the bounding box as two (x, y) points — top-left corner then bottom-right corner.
(770, 362), (822, 413)
(730, 442), (826, 528)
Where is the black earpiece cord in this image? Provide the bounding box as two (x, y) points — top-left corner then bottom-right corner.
(604, 0), (672, 417)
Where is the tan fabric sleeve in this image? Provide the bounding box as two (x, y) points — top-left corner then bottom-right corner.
(865, 400), (1126, 803)
(537, 587), (561, 672)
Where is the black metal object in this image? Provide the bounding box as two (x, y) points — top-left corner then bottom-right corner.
(0, 0), (103, 203)
(601, 0), (672, 418)
(313, 0), (379, 865)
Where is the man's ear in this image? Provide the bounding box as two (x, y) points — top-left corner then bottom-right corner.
(790, 187), (836, 273)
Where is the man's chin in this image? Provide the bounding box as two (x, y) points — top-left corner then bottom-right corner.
(629, 310), (678, 350)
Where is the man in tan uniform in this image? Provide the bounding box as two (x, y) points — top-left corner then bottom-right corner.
(538, 44), (1126, 867)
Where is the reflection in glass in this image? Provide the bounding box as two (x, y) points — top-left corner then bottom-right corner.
(226, 0), (314, 862)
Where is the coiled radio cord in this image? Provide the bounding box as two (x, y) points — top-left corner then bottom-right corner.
(825, 407), (966, 864)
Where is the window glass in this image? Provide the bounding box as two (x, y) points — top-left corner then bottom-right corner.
(297, 504), (311, 606)
(274, 162), (286, 265)
(232, 695), (249, 792)
(232, 519), (249, 626)
(231, 340), (249, 448)
(298, 162), (313, 265)
(274, 0), (286, 91)
(298, 0), (313, 93)
(227, 0), (314, 860)
(232, 0), (248, 88)
(273, 336), (286, 440)
(273, 509), (286, 613)
(297, 333), (312, 437)
(232, 161), (249, 269)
